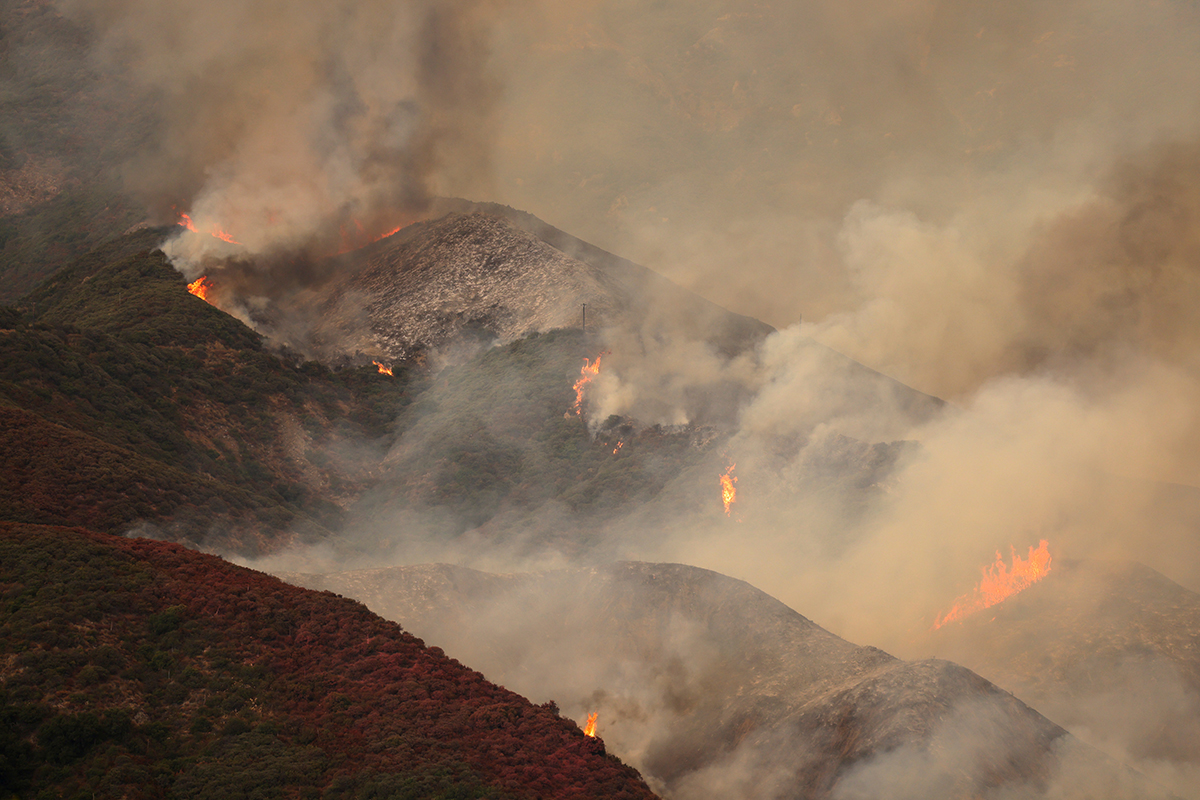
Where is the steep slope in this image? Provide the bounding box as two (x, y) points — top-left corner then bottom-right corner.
(927, 558), (1200, 794)
(0, 0), (150, 300)
(281, 561), (1160, 800)
(294, 210), (762, 362)
(431, 198), (778, 357)
(0, 233), (421, 552)
(0, 522), (659, 800)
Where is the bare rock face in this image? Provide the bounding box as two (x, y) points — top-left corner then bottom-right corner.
(315, 213), (629, 360)
(297, 210), (775, 363)
(281, 561), (1159, 800)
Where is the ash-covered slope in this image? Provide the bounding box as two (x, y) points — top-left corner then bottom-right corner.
(927, 558), (1200, 794)
(282, 561), (1158, 800)
(296, 210), (775, 362)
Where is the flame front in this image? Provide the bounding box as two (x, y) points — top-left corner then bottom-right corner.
(571, 354), (604, 416)
(187, 276), (211, 301)
(211, 227), (241, 245)
(372, 360), (393, 376)
(720, 462), (737, 516)
(934, 540), (1053, 629)
(336, 219), (407, 254)
(177, 213), (241, 244)
(583, 712), (598, 737)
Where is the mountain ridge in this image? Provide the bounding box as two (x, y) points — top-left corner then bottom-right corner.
(280, 560), (1164, 800)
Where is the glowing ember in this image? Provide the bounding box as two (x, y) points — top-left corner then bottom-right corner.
(934, 540), (1053, 629)
(612, 440), (624, 455)
(571, 353), (605, 416)
(583, 712), (598, 737)
(720, 462), (737, 516)
(186, 275), (211, 301)
(372, 360), (393, 376)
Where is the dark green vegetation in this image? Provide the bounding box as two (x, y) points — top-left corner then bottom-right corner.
(0, 184), (144, 304)
(1, 1), (154, 302)
(0, 522), (658, 799)
(0, 233), (422, 552)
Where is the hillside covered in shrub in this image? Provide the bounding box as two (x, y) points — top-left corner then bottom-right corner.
(0, 521), (658, 799)
(0, 232), (423, 552)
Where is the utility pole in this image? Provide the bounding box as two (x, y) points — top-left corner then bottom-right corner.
(581, 303), (587, 347)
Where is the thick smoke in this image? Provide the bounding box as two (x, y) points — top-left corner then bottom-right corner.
(487, 0), (1200, 334)
(60, 0), (501, 274)
(74, 0), (1199, 797)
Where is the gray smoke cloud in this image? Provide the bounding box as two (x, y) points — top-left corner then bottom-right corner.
(52, 0), (1197, 796)
(59, 0), (501, 274)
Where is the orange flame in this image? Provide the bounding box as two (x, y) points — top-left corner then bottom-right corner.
(612, 440), (624, 455)
(372, 360), (393, 376)
(583, 712), (598, 737)
(933, 540), (1053, 629)
(336, 219), (408, 255)
(177, 213), (242, 244)
(720, 462), (737, 516)
(211, 227), (242, 245)
(571, 354), (605, 416)
(187, 276), (211, 301)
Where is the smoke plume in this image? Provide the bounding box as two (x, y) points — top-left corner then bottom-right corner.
(60, 0), (501, 273)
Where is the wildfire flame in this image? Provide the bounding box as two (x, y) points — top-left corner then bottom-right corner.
(720, 462), (737, 516)
(583, 712), (598, 737)
(933, 540), (1053, 629)
(372, 360), (393, 376)
(178, 213), (242, 245)
(571, 354), (605, 416)
(187, 276), (211, 301)
(336, 219), (407, 255)
(612, 440), (624, 455)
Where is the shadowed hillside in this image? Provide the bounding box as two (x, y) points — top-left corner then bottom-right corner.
(0, 522), (659, 800)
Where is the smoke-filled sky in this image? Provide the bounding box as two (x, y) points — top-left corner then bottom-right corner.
(49, 0), (1200, 633)
(63, 0), (1200, 661)
(25, 2), (1200, 794)
(53, 0), (1200, 390)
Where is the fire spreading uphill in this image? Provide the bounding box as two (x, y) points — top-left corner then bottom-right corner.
(720, 462), (737, 516)
(934, 540), (1053, 629)
(178, 213), (241, 245)
(571, 354), (606, 416)
(372, 360), (394, 376)
(583, 712), (598, 738)
(186, 276), (211, 302)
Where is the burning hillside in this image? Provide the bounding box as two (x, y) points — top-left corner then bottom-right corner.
(279, 561), (1169, 800)
(934, 540), (1054, 629)
(928, 557), (1200, 797)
